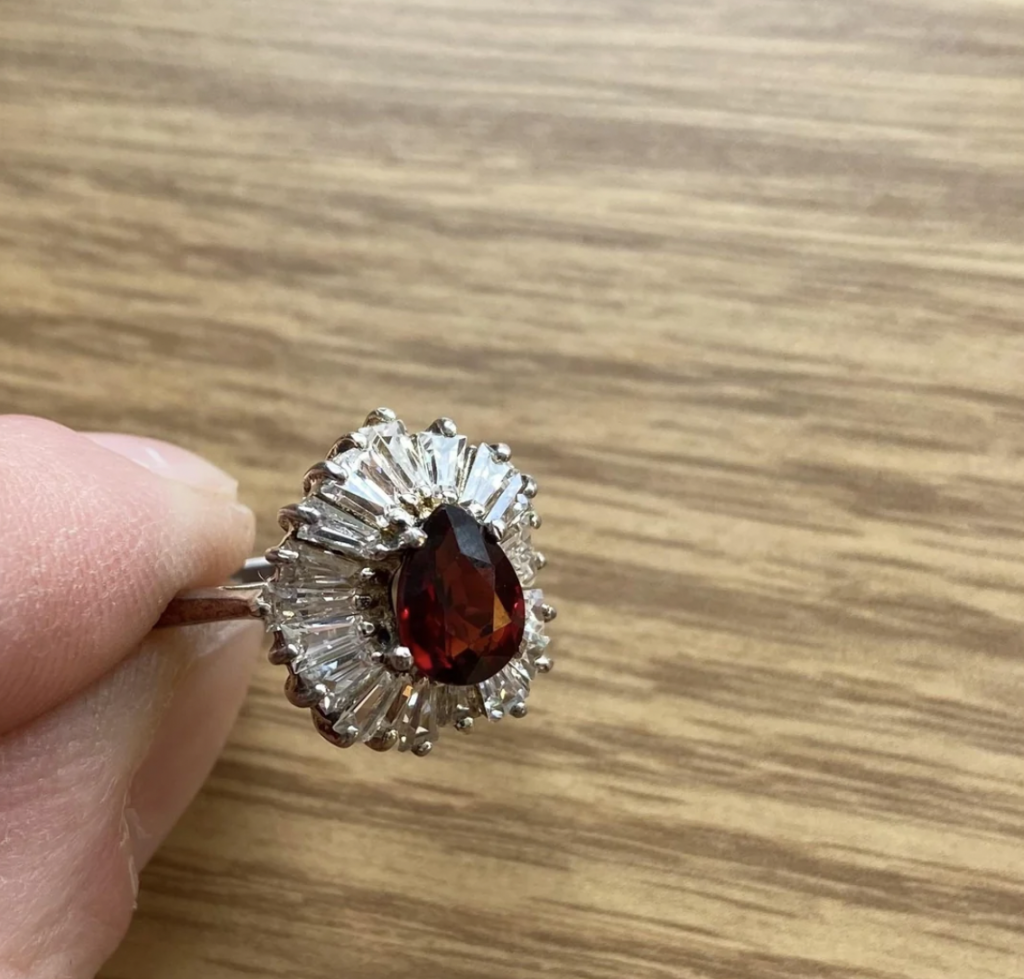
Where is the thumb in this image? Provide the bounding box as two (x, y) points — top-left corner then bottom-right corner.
(0, 417), (256, 733)
(0, 621), (261, 979)
(0, 419), (262, 977)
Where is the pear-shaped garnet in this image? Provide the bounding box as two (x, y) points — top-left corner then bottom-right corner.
(395, 504), (526, 685)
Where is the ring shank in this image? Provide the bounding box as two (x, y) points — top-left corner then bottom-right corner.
(156, 557), (270, 628)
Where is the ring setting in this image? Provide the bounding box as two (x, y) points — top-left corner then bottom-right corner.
(260, 409), (554, 756)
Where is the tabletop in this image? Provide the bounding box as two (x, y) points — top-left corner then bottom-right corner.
(3, 1), (1024, 977)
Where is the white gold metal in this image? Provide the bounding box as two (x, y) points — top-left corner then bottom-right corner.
(384, 647), (414, 672)
(428, 417), (458, 437)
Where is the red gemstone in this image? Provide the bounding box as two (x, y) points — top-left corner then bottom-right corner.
(395, 504), (526, 685)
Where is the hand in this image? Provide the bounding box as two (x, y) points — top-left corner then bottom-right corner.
(0, 416), (261, 977)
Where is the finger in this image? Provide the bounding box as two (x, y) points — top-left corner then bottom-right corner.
(0, 619), (261, 978)
(126, 620), (260, 867)
(81, 432), (240, 498)
(0, 416), (254, 733)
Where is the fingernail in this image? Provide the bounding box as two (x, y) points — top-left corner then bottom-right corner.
(83, 433), (239, 497)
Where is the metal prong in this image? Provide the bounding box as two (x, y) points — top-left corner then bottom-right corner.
(303, 459), (348, 493)
(285, 674), (325, 709)
(485, 520), (507, 542)
(490, 443), (512, 462)
(265, 544), (299, 565)
(533, 551), (547, 570)
(509, 703), (529, 719)
(278, 503), (314, 531)
(541, 603), (558, 623)
(384, 646), (414, 672)
(358, 619), (378, 638)
(398, 492), (423, 513)
(528, 511), (543, 530)
(312, 710), (359, 749)
(535, 655), (554, 674)
(412, 742), (433, 757)
(364, 407), (398, 427)
(384, 507), (416, 533)
(522, 475), (539, 499)
(333, 724), (360, 748)
(428, 417), (458, 437)
(402, 527), (428, 549)
(466, 502), (487, 521)
(454, 716), (474, 734)
(330, 431), (369, 457)
(268, 633), (300, 666)
(368, 729), (399, 752)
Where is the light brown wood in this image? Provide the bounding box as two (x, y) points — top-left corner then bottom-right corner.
(3, 1), (1024, 976)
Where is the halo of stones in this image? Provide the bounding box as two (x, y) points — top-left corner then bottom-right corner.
(261, 409), (555, 756)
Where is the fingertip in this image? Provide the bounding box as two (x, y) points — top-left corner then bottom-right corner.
(82, 433), (239, 498)
(163, 484), (256, 589)
(0, 416), (258, 732)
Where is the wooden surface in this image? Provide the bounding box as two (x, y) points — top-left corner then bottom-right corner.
(3, 1), (1024, 976)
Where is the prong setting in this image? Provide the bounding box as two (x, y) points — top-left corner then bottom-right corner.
(485, 519), (507, 542)
(313, 709), (361, 749)
(269, 633), (301, 666)
(402, 527), (428, 549)
(368, 729), (399, 752)
(263, 410), (554, 755)
(303, 459), (348, 493)
(428, 417), (458, 437)
(384, 507), (415, 533)
(364, 407), (398, 427)
(265, 544), (299, 565)
(329, 431), (368, 457)
(285, 673), (327, 709)
(384, 646), (414, 673)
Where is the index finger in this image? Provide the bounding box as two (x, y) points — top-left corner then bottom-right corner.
(0, 416), (254, 733)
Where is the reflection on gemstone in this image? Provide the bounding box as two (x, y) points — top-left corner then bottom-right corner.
(395, 504), (526, 685)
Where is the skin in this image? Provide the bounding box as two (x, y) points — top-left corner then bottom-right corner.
(0, 416), (263, 977)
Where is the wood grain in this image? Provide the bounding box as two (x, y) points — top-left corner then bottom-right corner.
(3, 1), (1024, 976)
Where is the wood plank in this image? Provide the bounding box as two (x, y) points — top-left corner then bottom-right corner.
(2, 1), (1024, 976)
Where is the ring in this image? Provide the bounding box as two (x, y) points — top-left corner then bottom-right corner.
(159, 408), (555, 755)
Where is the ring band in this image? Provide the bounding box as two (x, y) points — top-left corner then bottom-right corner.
(157, 557), (269, 628)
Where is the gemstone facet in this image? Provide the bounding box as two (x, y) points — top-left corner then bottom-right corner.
(395, 504), (526, 685)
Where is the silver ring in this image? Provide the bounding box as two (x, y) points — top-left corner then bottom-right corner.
(159, 408), (555, 756)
